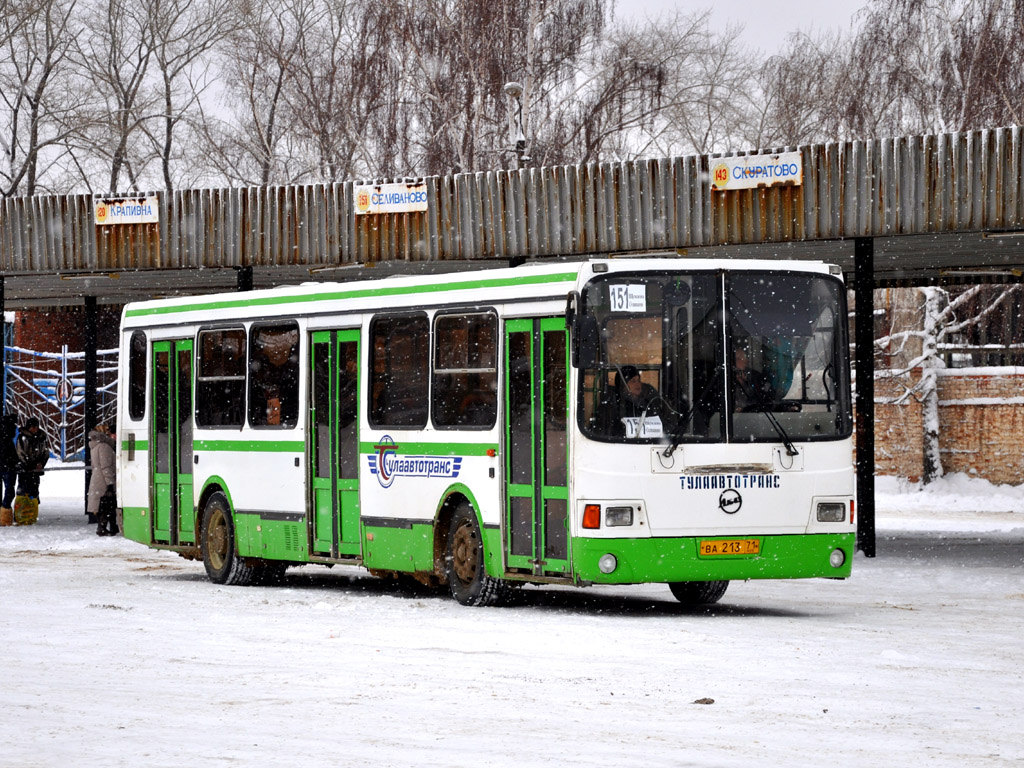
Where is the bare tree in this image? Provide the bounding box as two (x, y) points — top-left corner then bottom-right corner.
(388, 0), (609, 175)
(0, 0), (84, 196)
(508, 9), (761, 165)
(201, 0), (321, 186)
(534, 15), (675, 165)
(754, 31), (851, 147)
(583, 13), (759, 161)
(853, 0), (1024, 134)
(511, 0), (610, 166)
(875, 283), (1024, 482)
(146, 0), (237, 191)
(75, 0), (158, 193)
(758, 0), (1024, 144)
(284, 0), (401, 182)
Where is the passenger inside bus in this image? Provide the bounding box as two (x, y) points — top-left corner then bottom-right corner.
(732, 344), (772, 412)
(249, 325), (299, 428)
(596, 365), (668, 439)
(263, 385), (282, 426)
(454, 375), (497, 427)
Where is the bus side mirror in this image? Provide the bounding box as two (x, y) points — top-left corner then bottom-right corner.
(567, 291), (600, 368)
(573, 316), (599, 368)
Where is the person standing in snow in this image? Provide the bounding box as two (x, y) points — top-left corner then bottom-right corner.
(15, 417), (48, 500)
(0, 414), (18, 525)
(87, 423), (118, 536)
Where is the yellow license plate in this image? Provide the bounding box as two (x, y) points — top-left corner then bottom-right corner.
(698, 538), (761, 556)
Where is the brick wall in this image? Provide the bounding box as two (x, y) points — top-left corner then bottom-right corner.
(874, 370), (926, 481)
(874, 368), (1024, 484)
(12, 306), (121, 352)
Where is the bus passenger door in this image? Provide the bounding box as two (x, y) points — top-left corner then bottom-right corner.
(503, 318), (570, 576)
(310, 330), (361, 558)
(151, 339), (194, 545)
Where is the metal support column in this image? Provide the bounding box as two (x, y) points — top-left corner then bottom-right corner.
(853, 238), (876, 557)
(0, 275), (5, 415)
(83, 297), (98, 521)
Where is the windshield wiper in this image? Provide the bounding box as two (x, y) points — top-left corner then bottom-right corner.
(747, 402), (799, 457)
(662, 403), (698, 458)
(822, 362), (834, 412)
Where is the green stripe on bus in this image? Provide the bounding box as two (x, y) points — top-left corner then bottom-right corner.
(194, 439), (305, 452)
(358, 441), (497, 456)
(125, 271), (579, 318)
(122, 440), (149, 451)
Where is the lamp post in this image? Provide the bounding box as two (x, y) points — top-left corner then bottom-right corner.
(504, 81), (530, 168)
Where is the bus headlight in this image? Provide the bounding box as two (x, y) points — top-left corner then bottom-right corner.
(605, 506), (633, 527)
(816, 503), (846, 523)
(598, 554), (618, 574)
(829, 548), (846, 568)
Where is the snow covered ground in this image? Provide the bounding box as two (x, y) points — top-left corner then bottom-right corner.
(1, 469), (1021, 767)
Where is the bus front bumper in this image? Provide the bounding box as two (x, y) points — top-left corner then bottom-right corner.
(571, 532), (855, 584)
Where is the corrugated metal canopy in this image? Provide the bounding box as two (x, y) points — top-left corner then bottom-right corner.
(686, 231), (1024, 286)
(2, 126), (1024, 308)
(6, 231), (1024, 307)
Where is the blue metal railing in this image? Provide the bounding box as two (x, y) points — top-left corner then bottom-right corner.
(2, 344), (118, 461)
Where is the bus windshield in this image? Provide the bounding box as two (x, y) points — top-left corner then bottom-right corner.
(578, 270), (851, 444)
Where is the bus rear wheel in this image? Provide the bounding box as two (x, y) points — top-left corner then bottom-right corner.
(446, 504), (505, 607)
(668, 580), (729, 605)
(201, 492), (256, 586)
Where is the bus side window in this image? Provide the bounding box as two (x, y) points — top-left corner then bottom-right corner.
(370, 314), (429, 428)
(432, 312), (497, 429)
(196, 329), (246, 428)
(248, 323), (300, 428)
(128, 331), (147, 421)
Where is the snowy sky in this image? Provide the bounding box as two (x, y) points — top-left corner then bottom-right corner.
(617, 0), (863, 53)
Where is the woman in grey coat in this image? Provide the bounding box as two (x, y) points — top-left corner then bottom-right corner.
(87, 423), (117, 536)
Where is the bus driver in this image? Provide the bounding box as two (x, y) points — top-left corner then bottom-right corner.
(603, 365), (665, 438)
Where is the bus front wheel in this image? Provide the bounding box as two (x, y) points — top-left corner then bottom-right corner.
(668, 580), (729, 605)
(445, 504), (504, 607)
(201, 492), (256, 586)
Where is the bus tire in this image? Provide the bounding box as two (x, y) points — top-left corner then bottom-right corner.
(201, 492), (256, 586)
(445, 504), (504, 607)
(668, 580), (729, 605)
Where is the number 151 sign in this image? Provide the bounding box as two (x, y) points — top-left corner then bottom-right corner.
(609, 284), (647, 312)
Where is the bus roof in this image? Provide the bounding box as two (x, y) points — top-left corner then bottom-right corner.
(121, 256), (837, 328)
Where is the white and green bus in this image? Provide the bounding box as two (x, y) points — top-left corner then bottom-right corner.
(117, 257), (854, 606)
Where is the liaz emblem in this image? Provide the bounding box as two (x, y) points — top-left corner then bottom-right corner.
(718, 489), (742, 514)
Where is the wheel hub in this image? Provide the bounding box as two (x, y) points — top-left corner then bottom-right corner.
(451, 523), (478, 584)
(207, 510), (228, 570)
